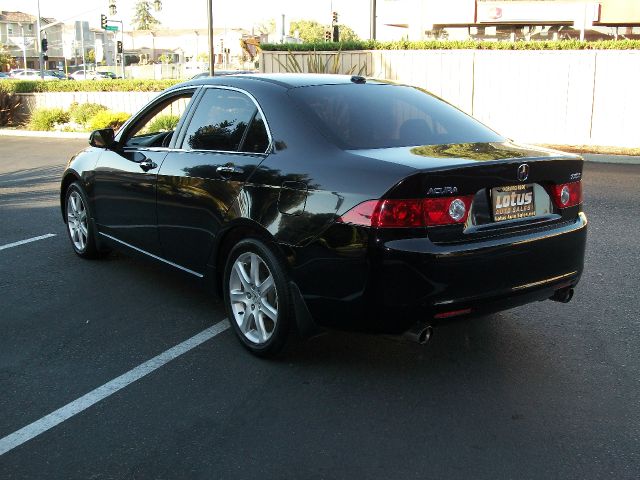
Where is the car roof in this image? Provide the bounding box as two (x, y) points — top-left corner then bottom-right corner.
(176, 73), (389, 91)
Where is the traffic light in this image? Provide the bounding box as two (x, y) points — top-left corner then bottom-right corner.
(101, 14), (107, 30)
(117, 41), (123, 54)
(325, 30), (331, 41)
(43, 55), (49, 61)
(41, 38), (48, 52)
(332, 11), (338, 24)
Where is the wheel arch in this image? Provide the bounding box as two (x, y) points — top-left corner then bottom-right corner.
(209, 218), (293, 297)
(60, 170), (81, 222)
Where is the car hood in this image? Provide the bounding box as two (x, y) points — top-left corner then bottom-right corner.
(347, 141), (581, 171)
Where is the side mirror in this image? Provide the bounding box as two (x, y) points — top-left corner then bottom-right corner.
(89, 128), (115, 149)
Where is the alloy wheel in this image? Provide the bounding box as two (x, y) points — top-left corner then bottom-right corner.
(67, 191), (88, 252)
(228, 251), (278, 344)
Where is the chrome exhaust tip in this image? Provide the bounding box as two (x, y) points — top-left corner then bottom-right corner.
(550, 287), (574, 303)
(403, 322), (433, 345)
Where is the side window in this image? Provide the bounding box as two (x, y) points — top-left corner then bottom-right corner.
(125, 92), (194, 148)
(182, 89), (261, 152)
(242, 112), (270, 153)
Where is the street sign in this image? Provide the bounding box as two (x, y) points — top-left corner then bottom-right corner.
(105, 25), (119, 31)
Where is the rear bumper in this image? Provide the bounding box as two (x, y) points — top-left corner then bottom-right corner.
(295, 212), (587, 334)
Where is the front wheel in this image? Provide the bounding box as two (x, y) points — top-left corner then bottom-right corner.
(64, 182), (105, 259)
(223, 238), (292, 357)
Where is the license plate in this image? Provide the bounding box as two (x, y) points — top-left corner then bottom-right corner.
(492, 184), (536, 222)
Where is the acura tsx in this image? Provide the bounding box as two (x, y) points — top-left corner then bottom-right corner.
(60, 74), (587, 355)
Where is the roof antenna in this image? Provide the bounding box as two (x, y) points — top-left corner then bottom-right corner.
(350, 75), (366, 84)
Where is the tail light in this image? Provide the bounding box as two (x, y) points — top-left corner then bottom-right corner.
(338, 195), (474, 228)
(550, 181), (582, 208)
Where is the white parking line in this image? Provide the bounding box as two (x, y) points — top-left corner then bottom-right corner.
(0, 234), (57, 251)
(0, 320), (230, 456)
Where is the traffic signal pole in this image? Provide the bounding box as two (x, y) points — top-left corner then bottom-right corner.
(36, 0), (44, 79)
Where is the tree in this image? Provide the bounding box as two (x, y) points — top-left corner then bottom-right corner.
(256, 19), (276, 36)
(0, 43), (12, 70)
(289, 20), (360, 42)
(289, 20), (325, 43)
(86, 49), (96, 64)
(132, 1), (160, 31)
(336, 25), (360, 42)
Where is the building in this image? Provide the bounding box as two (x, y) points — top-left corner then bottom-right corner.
(376, 0), (640, 41)
(0, 10), (64, 70)
(122, 27), (250, 70)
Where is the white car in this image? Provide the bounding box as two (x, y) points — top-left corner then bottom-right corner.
(14, 70), (60, 81)
(69, 70), (101, 80)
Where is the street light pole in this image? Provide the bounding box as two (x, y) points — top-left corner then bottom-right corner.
(207, 0), (214, 75)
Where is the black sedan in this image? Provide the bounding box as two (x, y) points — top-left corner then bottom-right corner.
(60, 74), (587, 355)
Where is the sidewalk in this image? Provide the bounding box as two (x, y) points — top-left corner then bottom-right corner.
(582, 154), (640, 165)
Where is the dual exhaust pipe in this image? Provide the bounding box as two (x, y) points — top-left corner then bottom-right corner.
(402, 287), (574, 345)
(550, 287), (574, 303)
(403, 322), (433, 345)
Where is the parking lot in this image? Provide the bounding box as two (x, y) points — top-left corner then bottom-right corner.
(1, 136), (638, 479)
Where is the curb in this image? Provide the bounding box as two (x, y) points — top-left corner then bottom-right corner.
(581, 154), (640, 165)
(0, 130), (88, 139)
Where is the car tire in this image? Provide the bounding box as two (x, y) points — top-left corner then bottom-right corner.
(223, 237), (292, 357)
(64, 182), (106, 259)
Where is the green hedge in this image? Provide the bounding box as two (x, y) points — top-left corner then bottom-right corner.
(261, 39), (640, 52)
(0, 78), (182, 94)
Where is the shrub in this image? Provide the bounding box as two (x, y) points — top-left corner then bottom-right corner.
(28, 108), (70, 131)
(261, 39), (640, 52)
(88, 110), (131, 131)
(0, 79), (181, 94)
(146, 114), (180, 133)
(0, 91), (23, 126)
(69, 102), (107, 126)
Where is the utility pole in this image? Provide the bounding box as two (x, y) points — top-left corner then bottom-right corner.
(370, 0), (377, 40)
(80, 22), (86, 77)
(36, 0), (44, 78)
(207, 0), (214, 75)
(20, 24), (27, 69)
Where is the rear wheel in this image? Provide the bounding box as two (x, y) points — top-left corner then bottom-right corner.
(223, 238), (292, 356)
(64, 182), (105, 259)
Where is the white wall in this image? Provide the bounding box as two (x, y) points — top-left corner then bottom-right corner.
(261, 49), (640, 147)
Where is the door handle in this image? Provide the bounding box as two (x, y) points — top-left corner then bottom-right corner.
(216, 165), (242, 176)
(139, 160), (157, 172)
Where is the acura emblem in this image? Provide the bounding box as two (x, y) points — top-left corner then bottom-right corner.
(517, 164), (530, 182)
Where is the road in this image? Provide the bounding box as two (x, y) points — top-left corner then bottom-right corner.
(1, 137), (638, 479)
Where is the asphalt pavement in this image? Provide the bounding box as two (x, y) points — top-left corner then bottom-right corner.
(0, 136), (638, 479)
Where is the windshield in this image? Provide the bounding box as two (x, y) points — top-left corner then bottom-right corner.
(289, 83), (504, 150)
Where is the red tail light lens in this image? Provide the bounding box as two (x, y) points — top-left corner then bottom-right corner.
(338, 196), (474, 228)
(550, 181), (582, 208)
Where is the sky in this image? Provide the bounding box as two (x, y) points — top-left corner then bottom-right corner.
(0, 0), (372, 37)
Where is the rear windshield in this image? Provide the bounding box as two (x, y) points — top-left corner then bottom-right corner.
(289, 83), (503, 150)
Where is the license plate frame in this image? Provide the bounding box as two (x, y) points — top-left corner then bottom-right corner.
(491, 184), (536, 222)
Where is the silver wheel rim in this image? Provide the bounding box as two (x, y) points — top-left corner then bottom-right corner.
(229, 252), (278, 345)
(67, 191), (88, 252)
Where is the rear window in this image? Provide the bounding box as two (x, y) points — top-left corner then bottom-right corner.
(289, 84), (503, 149)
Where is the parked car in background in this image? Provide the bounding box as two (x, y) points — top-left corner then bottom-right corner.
(46, 70), (74, 80)
(97, 71), (118, 79)
(60, 74), (587, 356)
(13, 70), (60, 81)
(0, 72), (10, 79)
(69, 70), (100, 80)
(8, 69), (26, 77)
(191, 70), (255, 80)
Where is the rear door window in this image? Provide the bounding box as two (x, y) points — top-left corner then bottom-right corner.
(181, 88), (266, 152)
